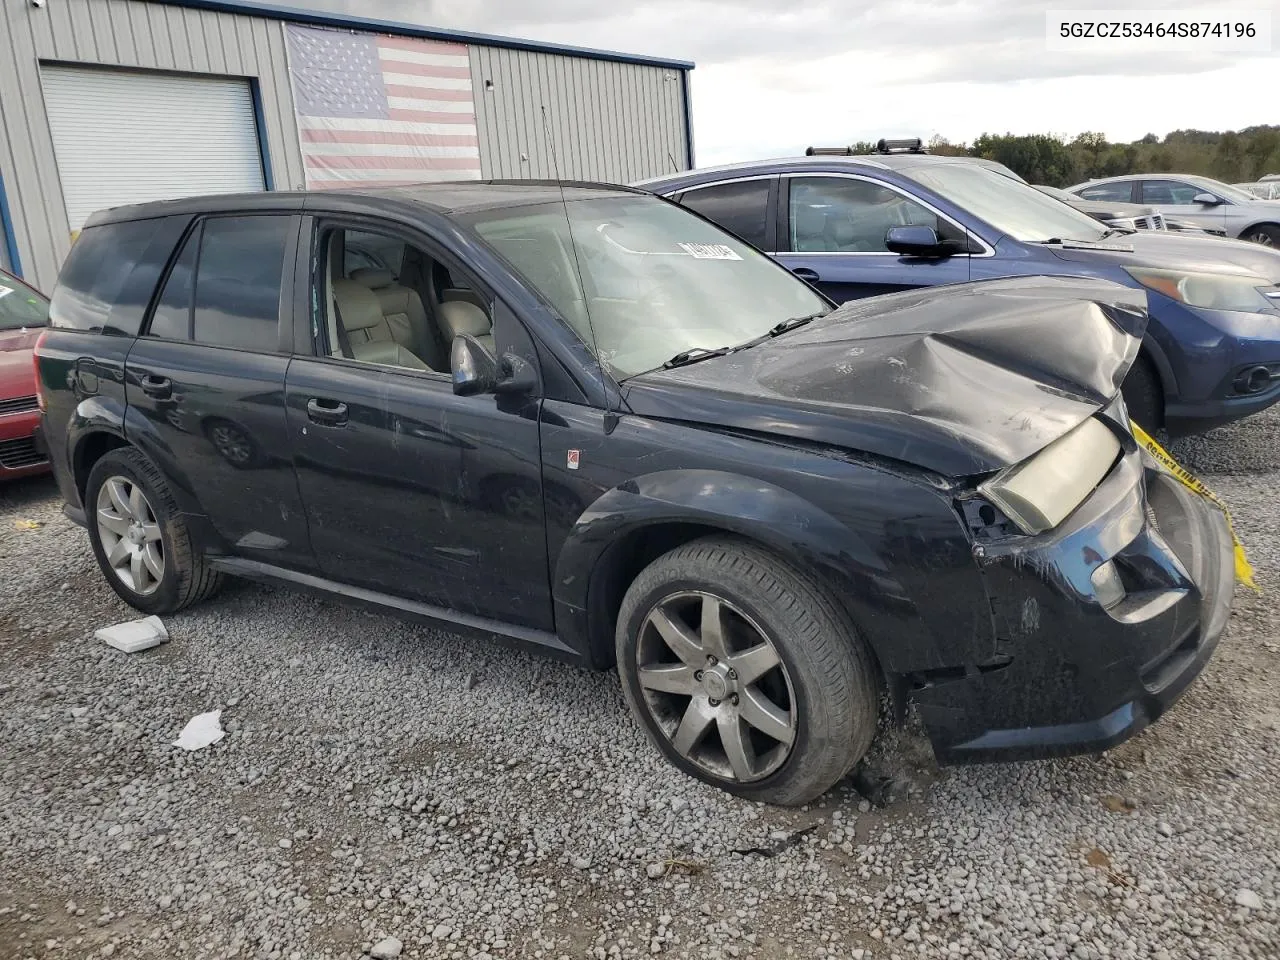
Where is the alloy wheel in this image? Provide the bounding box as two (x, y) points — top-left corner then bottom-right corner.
(635, 591), (797, 782)
(1245, 230), (1275, 246)
(96, 476), (165, 596)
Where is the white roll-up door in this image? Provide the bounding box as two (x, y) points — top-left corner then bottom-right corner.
(42, 66), (267, 230)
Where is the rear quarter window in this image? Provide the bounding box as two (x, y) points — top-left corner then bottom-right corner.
(49, 216), (189, 336)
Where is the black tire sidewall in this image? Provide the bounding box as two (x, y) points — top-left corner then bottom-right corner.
(85, 449), (186, 615)
(1122, 354), (1162, 431)
(616, 558), (865, 803)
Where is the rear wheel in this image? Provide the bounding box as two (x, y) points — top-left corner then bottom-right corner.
(1122, 354), (1163, 432)
(1241, 224), (1280, 247)
(615, 537), (879, 806)
(86, 447), (222, 615)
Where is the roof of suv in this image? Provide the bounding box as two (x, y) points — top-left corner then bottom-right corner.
(84, 180), (649, 228)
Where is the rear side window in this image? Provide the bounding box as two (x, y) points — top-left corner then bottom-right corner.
(192, 216), (290, 352)
(1077, 182), (1134, 203)
(49, 216), (188, 335)
(678, 180), (772, 249)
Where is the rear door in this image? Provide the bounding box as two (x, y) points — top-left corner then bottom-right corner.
(1138, 179), (1229, 234)
(284, 217), (553, 630)
(773, 174), (972, 302)
(124, 213), (314, 570)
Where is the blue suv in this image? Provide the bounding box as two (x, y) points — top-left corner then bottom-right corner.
(638, 147), (1280, 432)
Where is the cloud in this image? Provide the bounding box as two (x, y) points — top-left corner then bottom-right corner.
(249, 0), (1278, 167)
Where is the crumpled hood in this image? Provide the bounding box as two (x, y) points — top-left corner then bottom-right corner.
(624, 276), (1147, 477)
(1049, 230), (1280, 283)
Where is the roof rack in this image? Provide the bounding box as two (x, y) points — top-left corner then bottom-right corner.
(804, 138), (927, 157)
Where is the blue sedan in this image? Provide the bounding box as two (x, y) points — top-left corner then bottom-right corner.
(638, 151), (1280, 433)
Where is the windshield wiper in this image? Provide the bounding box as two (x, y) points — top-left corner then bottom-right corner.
(768, 311), (826, 337)
(662, 346), (732, 369)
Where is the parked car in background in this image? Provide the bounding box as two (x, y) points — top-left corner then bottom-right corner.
(1035, 184), (1167, 231)
(1237, 182), (1280, 201)
(638, 150), (1280, 433)
(36, 183), (1235, 805)
(1, 268), (51, 480)
(1068, 175), (1280, 246)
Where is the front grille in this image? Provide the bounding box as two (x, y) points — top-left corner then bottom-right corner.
(0, 395), (38, 416)
(0, 436), (47, 469)
(1134, 214), (1166, 231)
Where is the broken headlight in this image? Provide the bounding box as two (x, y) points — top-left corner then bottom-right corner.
(978, 417), (1121, 535)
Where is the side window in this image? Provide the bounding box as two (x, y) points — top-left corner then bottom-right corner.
(192, 216), (291, 353)
(316, 225), (492, 374)
(147, 225), (199, 341)
(1077, 182), (1134, 202)
(1140, 180), (1203, 205)
(678, 180), (771, 249)
(789, 177), (941, 253)
(49, 216), (187, 335)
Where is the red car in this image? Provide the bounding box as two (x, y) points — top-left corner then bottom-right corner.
(0, 268), (50, 480)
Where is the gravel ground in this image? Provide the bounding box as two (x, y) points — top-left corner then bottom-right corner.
(1, 412), (1278, 960)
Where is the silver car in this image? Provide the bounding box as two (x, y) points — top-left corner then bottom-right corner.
(1067, 174), (1280, 246)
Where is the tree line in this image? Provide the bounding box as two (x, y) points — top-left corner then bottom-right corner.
(850, 127), (1280, 187)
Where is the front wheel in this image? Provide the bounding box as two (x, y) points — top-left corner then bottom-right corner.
(86, 447), (223, 615)
(616, 537), (879, 806)
(1241, 224), (1280, 247)
(1121, 354), (1163, 432)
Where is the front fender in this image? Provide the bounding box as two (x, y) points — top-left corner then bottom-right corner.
(553, 468), (940, 673)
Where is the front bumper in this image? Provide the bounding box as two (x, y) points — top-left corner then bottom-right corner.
(918, 445), (1235, 764)
(0, 407), (50, 479)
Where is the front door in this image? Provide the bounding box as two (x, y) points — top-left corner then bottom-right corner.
(1138, 179), (1229, 234)
(285, 220), (553, 630)
(773, 175), (972, 302)
(124, 213), (315, 570)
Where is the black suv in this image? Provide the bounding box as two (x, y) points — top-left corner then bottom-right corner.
(36, 183), (1234, 805)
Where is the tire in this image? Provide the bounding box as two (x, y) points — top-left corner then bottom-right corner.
(85, 446), (223, 615)
(1241, 224), (1280, 247)
(615, 536), (879, 806)
(1121, 353), (1163, 432)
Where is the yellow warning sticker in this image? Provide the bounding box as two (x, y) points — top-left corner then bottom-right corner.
(1130, 420), (1257, 592)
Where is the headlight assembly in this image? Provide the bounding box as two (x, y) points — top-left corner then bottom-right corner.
(978, 417), (1121, 535)
(1125, 266), (1276, 314)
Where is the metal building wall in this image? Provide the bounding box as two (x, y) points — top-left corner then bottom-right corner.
(0, 0), (305, 290)
(470, 46), (690, 183)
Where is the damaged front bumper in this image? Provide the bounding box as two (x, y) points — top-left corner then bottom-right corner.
(917, 442), (1235, 764)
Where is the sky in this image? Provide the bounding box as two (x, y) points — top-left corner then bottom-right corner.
(258, 0), (1278, 167)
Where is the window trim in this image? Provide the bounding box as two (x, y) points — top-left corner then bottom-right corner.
(776, 171), (994, 258)
(661, 175), (777, 252)
(139, 212), (299, 355)
(303, 214), (505, 384)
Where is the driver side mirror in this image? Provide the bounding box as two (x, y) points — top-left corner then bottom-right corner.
(884, 225), (959, 258)
(451, 335), (537, 397)
(1193, 192), (1223, 206)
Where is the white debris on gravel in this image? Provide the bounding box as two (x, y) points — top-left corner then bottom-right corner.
(171, 709), (226, 751)
(1, 409), (1279, 959)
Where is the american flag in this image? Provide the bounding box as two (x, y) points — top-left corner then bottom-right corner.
(285, 24), (481, 189)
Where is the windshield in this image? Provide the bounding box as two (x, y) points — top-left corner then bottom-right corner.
(903, 163), (1108, 243)
(1191, 177), (1261, 204)
(0, 272), (49, 331)
(465, 195), (830, 378)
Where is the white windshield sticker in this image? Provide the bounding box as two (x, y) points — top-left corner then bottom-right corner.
(678, 242), (743, 261)
(0, 285), (13, 300)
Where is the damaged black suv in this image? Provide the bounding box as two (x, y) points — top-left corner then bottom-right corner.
(35, 182), (1234, 805)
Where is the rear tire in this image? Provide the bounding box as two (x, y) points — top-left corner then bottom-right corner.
(615, 536), (879, 806)
(1122, 354), (1163, 432)
(86, 447), (223, 615)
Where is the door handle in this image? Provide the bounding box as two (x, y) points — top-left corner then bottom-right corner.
(140, 375), (172, 399)
(306, 397), (349, 426)
(791, 267), (820, 283)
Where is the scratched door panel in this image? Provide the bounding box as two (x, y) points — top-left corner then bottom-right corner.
(284, 357), (553, 629)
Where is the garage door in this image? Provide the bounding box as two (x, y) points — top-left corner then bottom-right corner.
(42, 66), (267, 230)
